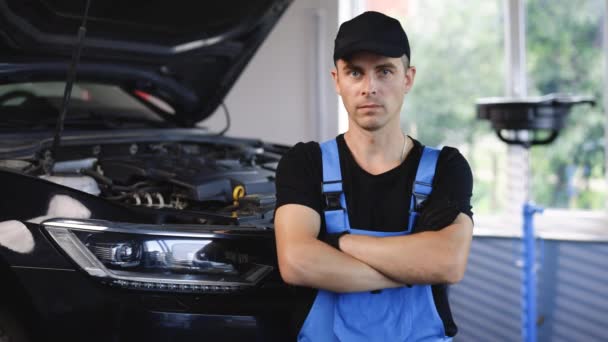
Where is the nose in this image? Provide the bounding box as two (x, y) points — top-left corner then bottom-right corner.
(361, 74), (377, 96)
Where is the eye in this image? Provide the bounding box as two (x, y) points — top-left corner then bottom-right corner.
(380, 68), (393, 76)
(349, 70), (361, 77)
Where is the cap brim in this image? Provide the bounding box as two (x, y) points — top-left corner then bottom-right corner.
(334, 41), (405, 61)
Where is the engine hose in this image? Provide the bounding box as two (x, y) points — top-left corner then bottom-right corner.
(81, 168), (113, 185)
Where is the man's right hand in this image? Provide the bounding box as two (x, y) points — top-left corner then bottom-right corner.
(322, 231), (350, 250)
(274, 203), (404, 293)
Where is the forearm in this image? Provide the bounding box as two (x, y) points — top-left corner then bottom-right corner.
(339, 220), (472, 285)
(275, 204), (405, 292)
(279, 237), (404, 293)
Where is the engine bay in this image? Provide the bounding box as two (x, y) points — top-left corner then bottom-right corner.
(1, 140), (281, 226)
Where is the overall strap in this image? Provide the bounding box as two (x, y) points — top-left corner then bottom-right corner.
(320, 139), (350, 233)
(407, 146), (441, 233)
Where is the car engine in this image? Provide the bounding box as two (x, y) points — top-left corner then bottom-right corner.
(5, 141), (280, 225)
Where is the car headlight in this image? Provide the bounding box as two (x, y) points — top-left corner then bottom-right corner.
(43, 219), (273, 293)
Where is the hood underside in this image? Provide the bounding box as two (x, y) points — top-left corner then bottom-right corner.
(0, 0), (292, 126)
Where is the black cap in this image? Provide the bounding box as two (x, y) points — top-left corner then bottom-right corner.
(333, 11), (410, 63)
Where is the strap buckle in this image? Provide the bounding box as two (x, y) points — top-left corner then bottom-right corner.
(412, 180), (432, 210)
(324, 192), (343, 211)
(322, 180), (344, 211)
(412, 193), (428, 210)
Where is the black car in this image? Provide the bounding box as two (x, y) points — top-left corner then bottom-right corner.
(0, 1), (312, 341)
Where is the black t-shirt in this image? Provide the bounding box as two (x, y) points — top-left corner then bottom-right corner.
(275, 134), (474, 337)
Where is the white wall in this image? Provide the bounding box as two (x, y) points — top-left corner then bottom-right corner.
(201, 0), (340, 145)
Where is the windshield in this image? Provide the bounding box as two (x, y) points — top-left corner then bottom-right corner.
(0, 82), (170, 129)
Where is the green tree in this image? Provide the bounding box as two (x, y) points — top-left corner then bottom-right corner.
(527, 0), (604, 208)
(395, 0), (507, 214)
(383, 0), (605, 213)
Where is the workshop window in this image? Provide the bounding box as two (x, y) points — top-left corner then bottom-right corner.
(357, 0), (606, 213)
(527, 0), (605, 209)
(361, 0), (507, 214)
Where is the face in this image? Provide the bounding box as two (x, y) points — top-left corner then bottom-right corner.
(331, 52), (416, 132)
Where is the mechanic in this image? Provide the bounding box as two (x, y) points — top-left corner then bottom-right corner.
(274, 11), (474, 341)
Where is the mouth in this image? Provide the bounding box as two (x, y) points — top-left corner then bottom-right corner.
(357, 104), (382, 109)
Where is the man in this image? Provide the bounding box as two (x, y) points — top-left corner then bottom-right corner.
(274, 11), (473, 341)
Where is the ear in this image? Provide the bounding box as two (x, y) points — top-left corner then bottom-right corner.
(331, 68), (341, 95)
(404, 66), (416, 93)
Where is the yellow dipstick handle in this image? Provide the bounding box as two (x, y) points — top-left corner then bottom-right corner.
(233, 185), (245, 206)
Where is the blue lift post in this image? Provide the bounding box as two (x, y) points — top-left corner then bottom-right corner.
(477, 94), (595, 342)
(522, 202), (543, 342)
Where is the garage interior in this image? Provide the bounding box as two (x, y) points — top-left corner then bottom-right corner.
(0, 0), (606, 341)
(214, 0), (607, 341)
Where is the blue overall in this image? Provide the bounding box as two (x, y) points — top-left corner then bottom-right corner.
(297, 139), (451, 342)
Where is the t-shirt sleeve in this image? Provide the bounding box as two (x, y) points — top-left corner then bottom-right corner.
(416, 147), (474, 232)
(275, 142), (323, 215)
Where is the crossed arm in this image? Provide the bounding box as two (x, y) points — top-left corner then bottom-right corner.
(274, 204), (473, 293)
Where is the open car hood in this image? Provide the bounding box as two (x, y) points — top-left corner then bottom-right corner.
(0, 0), (292, 126)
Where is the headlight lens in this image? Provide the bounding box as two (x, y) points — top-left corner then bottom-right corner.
(44, 220), (272, 293)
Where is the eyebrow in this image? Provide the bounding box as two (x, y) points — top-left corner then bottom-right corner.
(341, 62), (398, 72)
(342, 63), (362, 72)
(375, 63), (398, 70)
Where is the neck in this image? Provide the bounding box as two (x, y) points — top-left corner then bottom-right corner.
(344, 124), (410, 175)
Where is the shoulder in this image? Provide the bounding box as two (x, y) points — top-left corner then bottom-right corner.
(277, 141), (320, 166)
(276, 141), (321, 182)
(414, 139), (473, 198)
(434, 145), (473, 215)
(278, 136), (347, 173)
(280, 141), (320, 161)
(275, 141), (325, 215)
(413, 137), (470, 175)
(416, 143), (474, 229)
(436, 146), (471, 177)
